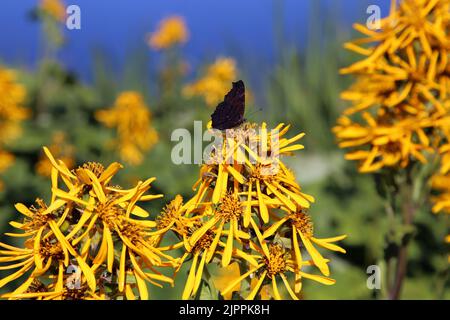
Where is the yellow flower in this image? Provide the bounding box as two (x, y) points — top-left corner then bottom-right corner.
(183, 58), (238, 107)
(158, 121), (345, 300)
(40, 0), (66, 22)
(221, 243), (336, 300)
(0, 147), (173, 300)
(341, 0), (450, 75)
(148, 16), (189, 50)
(0, 67), (29, 190)
(431, 174), (450, 213)
(0, 67), (29, 145)
(0, 150), (14, 173)
(36, 131), (75, 177)
(95, 91), (158, 165)
(334, 0), (450, 173)
(262, 210), (346, 277)
(334, 112), (435, 172)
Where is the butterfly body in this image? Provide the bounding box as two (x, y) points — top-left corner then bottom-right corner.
(211, 80), (246, 130)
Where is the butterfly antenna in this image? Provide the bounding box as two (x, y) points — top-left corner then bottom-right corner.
(245, 107), (263, 121)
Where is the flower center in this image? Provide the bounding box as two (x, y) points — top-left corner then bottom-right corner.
(25, 198), (51, 230)
(80, 162), (105, 178)
(250, 163), (276, 181)
(290, 211), (314, 237)
(192, 229), (214, 253)
(62, 287), (88, 300)
(39, 238), (64, 260)
(119, 221), (145, 245)
(156, 195), (183, 230)
(263, 244), (287, 278)
(96, 199), (124, 229)
(217, 192), (243, 222)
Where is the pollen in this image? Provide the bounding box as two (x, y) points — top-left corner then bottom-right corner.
(119, 221), (145, 245)
(192, 229), (215, 253)
(250, 163), (276, 181)
(62, 287), (89, 300)
(263, 244), (287, 278)
(39, 238), (64, 260)
(25, 198), (51, 230)
(290, 211), (314, 238)
(157, 195), (183, 230)
(96, 199), (124, 229)
(81, 162), (105, 178)
(216, 192), (243, 222)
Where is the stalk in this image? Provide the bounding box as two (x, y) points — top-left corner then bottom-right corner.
(384, 169), (417, 300)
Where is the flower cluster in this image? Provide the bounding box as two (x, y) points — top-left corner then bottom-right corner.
(0, 67), (29, 190)
(183, 58), (238, 107)
(96, 92), (159, 166)
(333, 0), (450, 173)
(156, 122), (346, 300)
(148, 16), (189, 50)
(0, 148), (174, 300)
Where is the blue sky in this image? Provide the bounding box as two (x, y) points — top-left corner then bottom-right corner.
(0, 0), (390, 81)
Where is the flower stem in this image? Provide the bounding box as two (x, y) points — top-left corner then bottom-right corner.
(388, 170), (416, 300)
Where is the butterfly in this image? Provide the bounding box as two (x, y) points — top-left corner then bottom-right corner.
(211, 80), (246, 130)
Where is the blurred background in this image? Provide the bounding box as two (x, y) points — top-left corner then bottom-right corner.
(0, 0), (448, 299)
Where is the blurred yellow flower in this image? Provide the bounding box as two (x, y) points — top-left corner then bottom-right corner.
(0, 67), (29, 190)
(36, 131), (75, 177)
(183, 58), (238, 107)
(148, 16), (189, 50)
(431, 174), (450, 213)
(40, 0), (66, 22)
(0, 68), (29, 145)
(0, 151), (14, 174)
(95, 91), (158, 165)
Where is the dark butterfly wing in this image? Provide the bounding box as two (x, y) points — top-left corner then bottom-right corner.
(211, 80), (245, 130)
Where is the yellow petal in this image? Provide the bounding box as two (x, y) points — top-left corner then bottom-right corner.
(256, 180), (268, 223)
(104, 224), (115, 272)
(280, 273), (298, 300)
(271, 277), (282, 300)
(246, 271), (267, 300)
(193, 252), (207, 295)
(182, 253), (199, 300)
(299, 271), (335, 285)
(262, 217), (288, 239)
(299, 231), (329, 276)
(189, 216), (219, 247)
(76, 256), (96, 291)
(118, 245), (127, 292)
(134, 270), (149, 300)
(222, 222), (234, 267)
(311, 237), (346, 253)
(222, 265), (262, 296)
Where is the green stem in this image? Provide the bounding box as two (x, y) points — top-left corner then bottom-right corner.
(388, 171), (416, 300)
